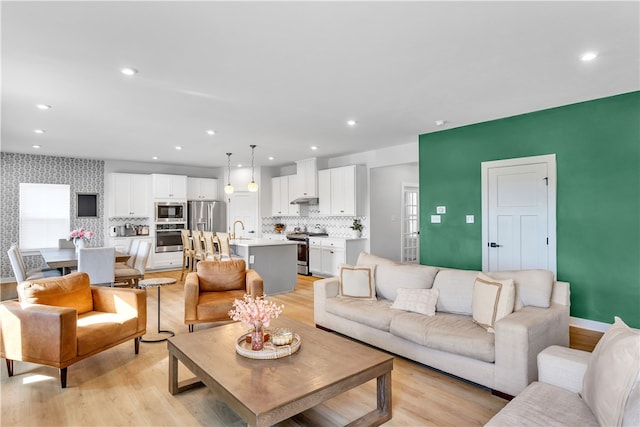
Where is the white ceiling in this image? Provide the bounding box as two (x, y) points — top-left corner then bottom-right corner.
(2, 1), (638, 169)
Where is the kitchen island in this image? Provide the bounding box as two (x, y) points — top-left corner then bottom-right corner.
(229, 239), (299, 295)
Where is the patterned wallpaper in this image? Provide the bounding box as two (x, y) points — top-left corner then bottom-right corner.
(0, 152), (104, 279)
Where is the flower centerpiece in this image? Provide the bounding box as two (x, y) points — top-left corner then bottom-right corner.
(68, 227), (94, 253)
(228, 294), (284, 351)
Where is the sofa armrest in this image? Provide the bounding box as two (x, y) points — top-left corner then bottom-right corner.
(537, 345), (590, 393)
(0, 301), (77, 365)
(245, 269), (264, 297)
(91, 286), (146, 333)
(313, 277), (340, 326)
(184, 272), (200, 323)
(494, 302), (570, 396)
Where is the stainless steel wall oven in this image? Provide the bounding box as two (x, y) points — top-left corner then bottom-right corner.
(155, 223), (185, 253)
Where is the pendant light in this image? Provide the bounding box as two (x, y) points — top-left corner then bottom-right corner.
(224, 152), (234, 194)
(247, 144), (259, 192)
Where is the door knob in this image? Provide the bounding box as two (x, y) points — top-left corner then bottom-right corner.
(489, 242), (502, 248)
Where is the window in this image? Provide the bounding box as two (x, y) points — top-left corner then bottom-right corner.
(19, 183), (70, 250)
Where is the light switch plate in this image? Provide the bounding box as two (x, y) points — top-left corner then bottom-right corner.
(436, 206), (446, 214)
(431, 215), (441, 223)
(466, 215), (475, 224)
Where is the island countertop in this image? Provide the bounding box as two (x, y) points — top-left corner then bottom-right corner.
(229, 239), (298, 248)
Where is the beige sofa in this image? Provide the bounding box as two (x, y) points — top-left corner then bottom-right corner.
(487, 318), (639, 426)
(314, 252), (570, 396)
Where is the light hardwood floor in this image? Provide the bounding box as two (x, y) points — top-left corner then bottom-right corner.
(1, 271), (593, 426)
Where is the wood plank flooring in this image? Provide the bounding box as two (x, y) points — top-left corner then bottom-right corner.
(0, 271), (589, 426)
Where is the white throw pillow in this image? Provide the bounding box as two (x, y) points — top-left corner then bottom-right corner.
(391, 288), (439, 316)
(338, 264), (376, 300)
(581, 316), (640, 427)
(472, 272), (515, 333)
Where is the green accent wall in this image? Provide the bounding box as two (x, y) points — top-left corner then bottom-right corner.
(419, 92), (640, 328)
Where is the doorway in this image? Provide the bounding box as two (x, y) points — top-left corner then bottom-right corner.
(481, 154), (556, 274)
(227, 191), (259, 239)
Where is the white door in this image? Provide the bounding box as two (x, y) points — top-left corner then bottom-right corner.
(482, 154), (556, 274)
(228, 191), (258, 239)
(401, 185), (420, 263)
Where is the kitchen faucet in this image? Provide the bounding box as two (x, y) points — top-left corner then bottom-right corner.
(231, 220), (245, 240)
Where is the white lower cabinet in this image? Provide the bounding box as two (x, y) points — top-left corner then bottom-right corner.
(152, 251), (182, 269)
(309, 238), (366, 277)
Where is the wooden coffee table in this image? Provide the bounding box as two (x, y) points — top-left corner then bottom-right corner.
(168, 317), (393, 426)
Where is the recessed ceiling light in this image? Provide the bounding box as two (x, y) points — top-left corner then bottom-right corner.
(347, 119), (357, 126)
(237, 164), (243, 168)
(34, 129), (46, 134)
(581, 51), (598, 61)
(32, 145), (41, 149)
(435, 120), (447, 126)
(121, 67), (138, 76)
(175, 146), (182, 150)
(268, 156), (275, 161)
(36, 104), (51, 110)
(152, 156), (159, 160)
(206, 130), (216, 135)
(311, 146), (318, 151)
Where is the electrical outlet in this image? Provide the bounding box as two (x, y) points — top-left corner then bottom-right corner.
(466, 215), (475, 224)
(249, 255), (255, 264)
(436, 206), (446, 214)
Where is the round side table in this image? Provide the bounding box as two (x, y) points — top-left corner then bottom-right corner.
(138, 277), (176, 343)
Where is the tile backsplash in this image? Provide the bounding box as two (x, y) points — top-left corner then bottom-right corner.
(262, 205), (367, 238)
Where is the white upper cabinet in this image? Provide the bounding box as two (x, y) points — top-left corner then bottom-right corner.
(294, 158), (318, 198)
(109, 173), (151, 217)
(272, 175), (299, 216)
(152, 174), (187, 199)
(187, 177), (218, 200)
(318, 165), (365, 216)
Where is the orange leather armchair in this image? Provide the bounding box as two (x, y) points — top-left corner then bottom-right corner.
(184, 259), (263, 332)
(0, 272), (146, 388)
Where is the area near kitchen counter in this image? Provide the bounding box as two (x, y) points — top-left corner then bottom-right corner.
(229, 239), (298, 295)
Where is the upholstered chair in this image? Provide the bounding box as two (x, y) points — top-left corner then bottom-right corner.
(0, 272), (146, 388)
(184, 259), (263, 333)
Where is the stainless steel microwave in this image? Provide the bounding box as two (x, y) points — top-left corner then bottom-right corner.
(155, 202), (186, 222)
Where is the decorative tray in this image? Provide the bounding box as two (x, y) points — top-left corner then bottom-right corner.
(235, 333), (302, 360)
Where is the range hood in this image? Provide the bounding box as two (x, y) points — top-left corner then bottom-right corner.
(290, 196), (319, 205)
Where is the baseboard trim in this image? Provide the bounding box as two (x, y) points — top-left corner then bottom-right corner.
(570, 316), (611, 333)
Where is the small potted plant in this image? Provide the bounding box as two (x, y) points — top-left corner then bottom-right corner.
(274, 223), (285, 234)
(349, 219), (363, 238)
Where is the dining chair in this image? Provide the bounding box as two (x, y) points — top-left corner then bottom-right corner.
(7, 244), (61, 283)
(180, 229), (195, 281)
(114, 241), (151, 287)
(116, 239), (139, 270)
(57, 239), (75, 249)
(77, 247), (115, 286)
(215, 232), (233, 260)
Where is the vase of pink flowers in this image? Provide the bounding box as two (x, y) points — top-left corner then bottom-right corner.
(228, 294), (284, 351)
(69, 227), (94, 253)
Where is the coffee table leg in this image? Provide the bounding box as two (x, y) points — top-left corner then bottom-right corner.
(345, 370), (392, 427)
(169, 351), (179, 395)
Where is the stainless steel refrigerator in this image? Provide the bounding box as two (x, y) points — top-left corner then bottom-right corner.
(187, 200), (226, 232)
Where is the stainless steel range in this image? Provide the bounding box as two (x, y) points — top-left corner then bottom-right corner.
(286, 232), (328, 275)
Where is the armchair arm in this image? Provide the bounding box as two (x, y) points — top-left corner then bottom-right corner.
(313, 277), (340, 326)
(184, 271), (200, 322)
(0, 301), (77, 366)
(91, 286), (147, 333)
(493, 303), (570, 396)
(537, 345), (590, 393)
(245, 269), (264, 296)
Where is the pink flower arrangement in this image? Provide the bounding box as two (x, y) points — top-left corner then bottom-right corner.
(228, 294), (284, 329)
(68, 227), (94, 243)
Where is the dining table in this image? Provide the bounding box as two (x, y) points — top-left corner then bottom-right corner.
(40, 248), (130, 275)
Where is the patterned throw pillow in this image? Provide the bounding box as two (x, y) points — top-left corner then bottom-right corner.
(338, 264), (376, 300)
(391, 287), (439, 316)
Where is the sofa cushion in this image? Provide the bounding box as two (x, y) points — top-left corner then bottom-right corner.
(390, 311), (495, 362)
(432, 269), (478, 316)
(581, 316), (640, 427)
(391, 288), (439, 316)
(472, 273), (515, 333)
(338, 264), (376, 300)
(485, 381), (598, 427)
(18, 272), (93, 315)
(356, 252), (438, 301)
(326, 298), (396, 331)
(488, 269), (554, 309)
(76, 311), (139, 356)
(196, 259), (246, 292)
